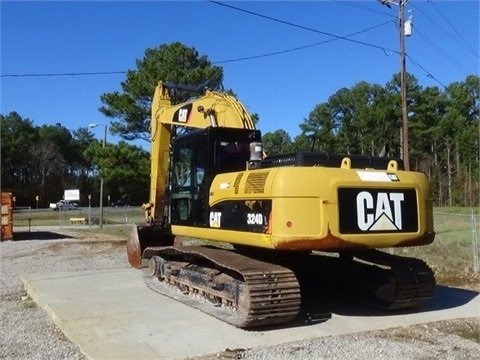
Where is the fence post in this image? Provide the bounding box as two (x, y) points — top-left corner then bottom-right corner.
(88, 206), (92, 230)
(471, 210), (479, 274)
(28, 207), (31, 232)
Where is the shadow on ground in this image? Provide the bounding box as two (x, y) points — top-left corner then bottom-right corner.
(425, 286), (479, 311)
(255, 284), (479, 331)
(285, 285), (479, 331)
(11, 231), (75, 241)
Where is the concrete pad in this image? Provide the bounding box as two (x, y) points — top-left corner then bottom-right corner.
(21, 269), (479, 360)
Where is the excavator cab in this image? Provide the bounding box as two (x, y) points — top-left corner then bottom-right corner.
(169, 126), (261, 227)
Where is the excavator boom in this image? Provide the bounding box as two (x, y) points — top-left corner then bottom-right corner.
(145, 81), (255, 225)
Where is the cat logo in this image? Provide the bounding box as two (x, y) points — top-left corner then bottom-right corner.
(209, 212), (222, 228)
(356, 191), (404, 231)
(178, 108), (189, 123)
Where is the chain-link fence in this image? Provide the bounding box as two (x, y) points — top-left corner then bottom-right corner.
(54, 206), (145, 229)
(12, 207), (480, 280)
(392, 211), (480, 285)
(12, 206), (145, 231)
(66, 208), (480, 276)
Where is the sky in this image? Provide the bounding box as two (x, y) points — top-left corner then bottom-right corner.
(1, 0), (479, 148)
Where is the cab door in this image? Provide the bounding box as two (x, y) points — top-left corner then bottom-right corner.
(170, 131), (209, 226)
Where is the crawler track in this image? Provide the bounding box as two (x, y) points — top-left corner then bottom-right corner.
(286, 249), (436, 311)
(140, 246), (435, 328)
(142, 246), (301, 328)
(352, 249), (436, 310)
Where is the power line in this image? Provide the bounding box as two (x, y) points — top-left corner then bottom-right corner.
(210, 0), (450, 90)
(414, 28), (471, 76)
(208, 0), (399, 55)
(338, 0), (475, 85)
(400, 3), (474, 76)
(1, 71), (127, 78)
(405, 54), (447, 89)
(348, 0), (476, 79)
(1, 20), (395, 78)
(336, 0), (396, 18)
(2, 1), (468, 89)
(213, 20), (395, 64)
(427, 0), (479, 59)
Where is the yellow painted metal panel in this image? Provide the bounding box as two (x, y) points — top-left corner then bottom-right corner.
(203, 165), (434, 251)
(172, 225), (274, 248)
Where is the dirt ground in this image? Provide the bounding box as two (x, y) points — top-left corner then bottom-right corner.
(4, 226), (480, 359)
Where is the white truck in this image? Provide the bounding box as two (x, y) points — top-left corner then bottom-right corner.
(50, 200), (79, 211)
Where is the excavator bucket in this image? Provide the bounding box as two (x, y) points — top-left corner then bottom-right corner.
(127, 223), (174, 269)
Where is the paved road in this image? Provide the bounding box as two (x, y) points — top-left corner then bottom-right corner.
(21, 268), (479, 360)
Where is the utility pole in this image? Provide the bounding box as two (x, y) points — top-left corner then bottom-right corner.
(89, 123), (107, 229)
(399, 0), (410, 170)
(378, 0), (410, 170)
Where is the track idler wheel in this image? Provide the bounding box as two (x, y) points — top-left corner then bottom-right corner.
(148, 256), (166, 277)
(127, 223), (174, 269)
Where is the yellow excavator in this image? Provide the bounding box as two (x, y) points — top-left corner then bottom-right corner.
(127, 81), (435, 328)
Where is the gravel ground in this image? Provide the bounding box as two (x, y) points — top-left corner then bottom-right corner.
(0, 226), (479, 360)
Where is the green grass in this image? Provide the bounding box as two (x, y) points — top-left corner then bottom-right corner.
(20, 295), (37, 309)
(72, 225), (134, 238)
(402, 208), (479, 287)
(434, 206), (479, 215)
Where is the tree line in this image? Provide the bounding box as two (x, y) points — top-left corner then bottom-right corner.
(1, 42), (478, 207)
(262, 73), (479, 207)
(0, 113), (150, 207)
